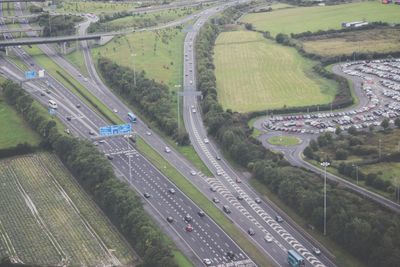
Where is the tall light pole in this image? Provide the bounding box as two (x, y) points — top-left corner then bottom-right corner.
(352, 164), (359, 185)
(131, 53), (136, 86)
(321, 161), (330, 236)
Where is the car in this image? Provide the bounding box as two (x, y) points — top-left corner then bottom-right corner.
(113, 108), (118, 113)
(190, 170), (197, 176)
(143, 192), (151, 198)
(93, 142), (98, 146)
(226, 251), (235, 259)
(165, 146), (171, 153)
(192, 108), (196, 113)
(210, 187), (217, 192)
(264, 234), (273, 243)
(216, 170), (223, 176)
(40, 91), (46, 96)
(212, 197), (220, 203)
(89, 130), (95, 135)
(185, 224), (193, 232)
(65, 128), (70, 135)
(216, 155), (221, 160)
(275, 215), (284, 223)
(190, 80), (193, 84)
(166, 216), (174, 223)
(254, 198), (261, 204)
(184, 214), (192, 222)
(248, 228), (255, 236)
(107, 155), (113, 160)
(197, 210), (205, 217)
(76, 104), (81, 108)
(168, 188), (175, 194)
(203, 258), (212, 266)
(46, 89), (51, 94)
(237, 195), (244, 201)
(312, 247), (321, 256)
(236, 178), (242, 183)
(204, 138), (209, 144)
(66, 116), (72, 121)
(222, 205), (231, 214)
(99, 140), (105, 144)
(84, 78), (88, 82)
(146, 131), (152, 136)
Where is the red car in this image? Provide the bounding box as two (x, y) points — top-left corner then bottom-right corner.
(185, 224), (193, 232)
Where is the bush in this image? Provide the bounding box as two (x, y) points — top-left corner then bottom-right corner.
(335, 148), (348, 160)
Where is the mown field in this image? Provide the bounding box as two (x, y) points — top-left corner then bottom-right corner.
(301, 27), (400, 57)
(241, 1), (400, 36)
(214, 31), (336, 112)
(0, 153), (136, 265)
(91, 28), (184, 90)
(0, 96), (40, 149)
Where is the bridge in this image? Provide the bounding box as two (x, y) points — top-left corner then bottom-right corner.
(0, 0), (45, 2)
(0, 27), (42, 37)
(0, 32), (118, 47)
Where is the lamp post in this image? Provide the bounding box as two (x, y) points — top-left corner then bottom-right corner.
(321, 161), (330, 236)
(352, 164), (359, 185)
(131, 53), (136, 86)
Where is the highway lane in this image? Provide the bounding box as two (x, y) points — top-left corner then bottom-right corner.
(2, 5), (255, 266)
(181, 2), (337, 267)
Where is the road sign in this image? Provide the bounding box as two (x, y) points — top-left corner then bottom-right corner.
(99, 123), (132, 137)
(25, 71), (37, 79)
(38, 69), (45, 78)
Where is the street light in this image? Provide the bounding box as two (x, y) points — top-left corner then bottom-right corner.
(131, 53), (136, 86)
(352, 164), (359, 185)
(321, 161), (330, 236)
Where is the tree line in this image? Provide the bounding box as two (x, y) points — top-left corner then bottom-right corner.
(98, 57), (189, 145)
(196, 7), (400, 266)
(1, 80), (178, 267)
(36, 14), (83, 37)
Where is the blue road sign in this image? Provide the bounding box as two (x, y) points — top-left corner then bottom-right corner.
(99, 123), (132, 137)
(25, 71), (37, 79)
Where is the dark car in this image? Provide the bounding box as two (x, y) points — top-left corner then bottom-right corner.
(248, 228), (255, 236)
(198, 210), (205, 217)
(254, 198), (261, 204)
(275, 215), (284, 223)
(226, 251), (235, 259)
(143, 193), (151, 198)
(107, 155), (113, 160)
(223, 205), (231, 214)
(166, 216), (174, 223)
(184, 214), (192, 222)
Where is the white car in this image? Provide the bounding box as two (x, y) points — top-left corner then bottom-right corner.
(192, 108), (196, 113)
(216, 170), (223, 176)
(264, 234), (273, 243)
(165, 146), (171, 153)
(146, 131), (152, 136)
(190, 170), (197, 176)
(204, 138), (209, 144)
(203, 258), (212, 266)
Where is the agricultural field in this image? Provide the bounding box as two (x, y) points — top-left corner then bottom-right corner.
(300, 27), (400, 57)
(0, 96), (40, 149)
(240, 1), (400, 36)
(91, 28), (185, 90)
(0, 153), (136, 265)
(214, 31), (336, 112)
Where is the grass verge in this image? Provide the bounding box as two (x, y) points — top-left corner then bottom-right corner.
(267, 135), (300, 146)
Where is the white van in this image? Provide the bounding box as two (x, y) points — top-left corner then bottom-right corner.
(48, 99), (58, 109)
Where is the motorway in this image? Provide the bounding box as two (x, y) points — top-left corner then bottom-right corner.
(0, 3), (255, 267)
(2, 1), (340, 267)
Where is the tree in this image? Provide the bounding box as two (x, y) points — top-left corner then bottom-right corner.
(303, 146), (314, 159)
(394, 118), (400, 128)
(244, 23), (253, 30)
(335, 126), (342, 135)
(348, 126), (357, 135)
(335, 149), (348, 160)
(381, 118), (389, 130)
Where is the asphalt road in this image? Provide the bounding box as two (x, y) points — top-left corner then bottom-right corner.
(181, 2), (336, 267)
(1, 3), (255, 267)
(252, 65), (400, 215)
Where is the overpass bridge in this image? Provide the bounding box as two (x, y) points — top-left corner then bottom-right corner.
(0, 27), (42, 37)
(0, 32), (118, 47)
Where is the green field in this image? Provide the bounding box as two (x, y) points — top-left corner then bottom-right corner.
(0, 96), (40, 149)
(92, 29), (184, 89)
(241, 1), (400, 36)
(56, 1), (138, 14)
(95, 7), (200, 32)
(214, 31), (336, 112)
(0, 152), (136, 265)
(301, 27), (400, 57)
(267, 135), (300, 146)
